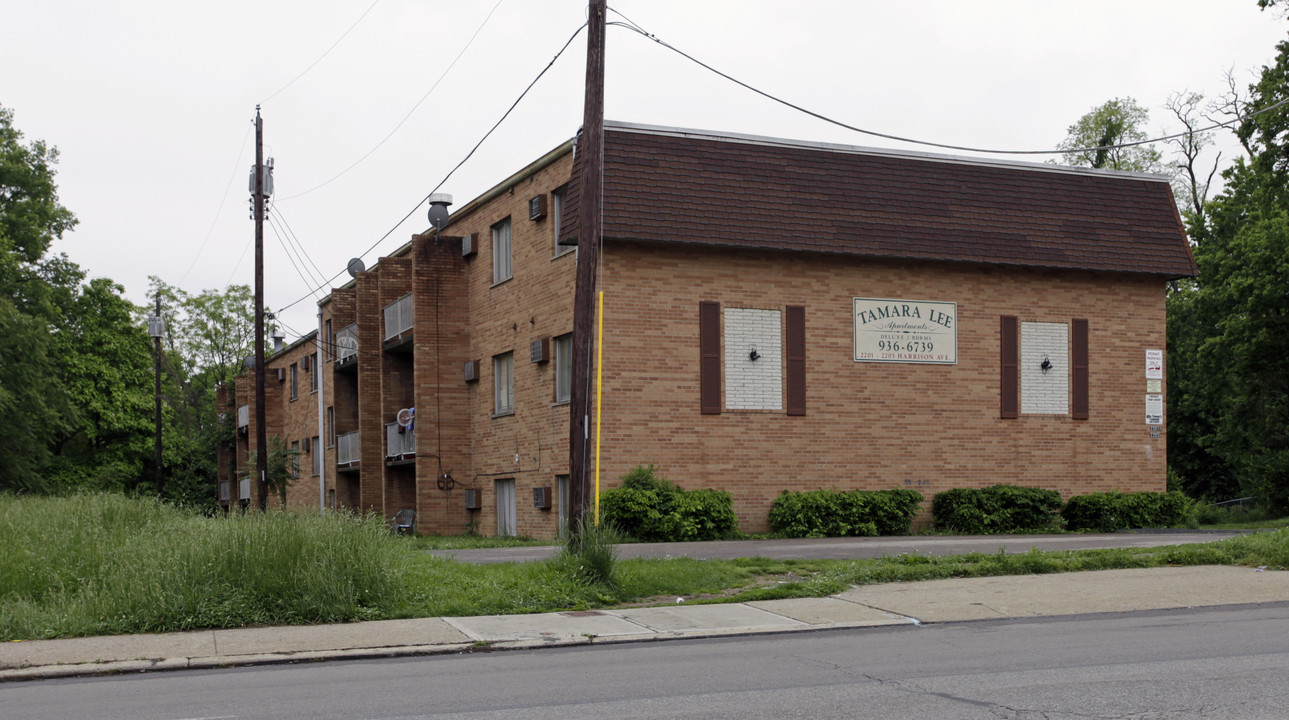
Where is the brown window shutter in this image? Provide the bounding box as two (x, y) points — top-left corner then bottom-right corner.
(1072, 318), (1089, 419)
(1000, 316), (1018, 419)
(699, 302), (721, 414)
(785, 305), (806, 416)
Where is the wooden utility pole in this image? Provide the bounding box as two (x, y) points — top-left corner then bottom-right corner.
(153, 294), (163, 497)
(253, 106), (269, 511)
(568, 0), (607, 531)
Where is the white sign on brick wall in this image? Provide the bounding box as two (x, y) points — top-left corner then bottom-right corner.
(854, 297), (957, 364)
(1146, 349), (1163, 380)
(1145, 394), (1164, 425)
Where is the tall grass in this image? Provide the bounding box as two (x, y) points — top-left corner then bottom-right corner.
(0, 493), (411, 640)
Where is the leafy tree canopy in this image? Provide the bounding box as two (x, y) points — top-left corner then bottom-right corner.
(1055, 97), (1163, 172)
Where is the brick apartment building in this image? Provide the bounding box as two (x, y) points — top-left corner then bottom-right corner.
(217, 121), (1196, 536)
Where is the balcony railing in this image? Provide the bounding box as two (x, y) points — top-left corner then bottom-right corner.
(239, 478), (251, 500)
(219, 481), (229, 502)
(384, 294), (413, 342)
(237, 404), (249, 429)
(335, 324), (358, 365)
(385, 422), (417, 461)
(337, 431), (360, 466)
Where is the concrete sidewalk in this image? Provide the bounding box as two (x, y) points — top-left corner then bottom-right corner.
(3, 565), (1287, 682)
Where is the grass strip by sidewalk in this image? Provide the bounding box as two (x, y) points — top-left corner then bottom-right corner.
(2, 493), (1286, 642)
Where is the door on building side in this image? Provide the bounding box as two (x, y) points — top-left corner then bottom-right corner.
(496, 478), (516, 537)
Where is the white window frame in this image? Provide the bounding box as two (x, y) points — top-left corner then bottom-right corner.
(494, 352), (514, 416)
(554, 333), (573, 403)
(492, 217), (512, 284)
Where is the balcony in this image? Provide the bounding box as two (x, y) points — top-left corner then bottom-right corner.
(219, 481), (229, 503)
(337, 431), (360, 471)
(239, 478), (251, 500)
(385, 421), (416, 465)
(383, 294), (413, 352)
(237, 404), (249, 434)
(334, 324), (358, 371)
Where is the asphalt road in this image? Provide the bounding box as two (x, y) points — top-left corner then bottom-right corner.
(6, 603), (1287, 719)
(431, 530), (1242, 564)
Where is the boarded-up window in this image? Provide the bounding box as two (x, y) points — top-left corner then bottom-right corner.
(700, 302), (721, 414)
(786, 305), (806, 416)
(1000, 316), (1018, 419)
(1072, 319), (1089, 420)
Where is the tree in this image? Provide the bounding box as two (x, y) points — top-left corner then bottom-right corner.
(1166, 25), (1289, 512)
(1055, 97), (1163, 172)
(239, 436), (299, 508)
(0, 104), (78, 491)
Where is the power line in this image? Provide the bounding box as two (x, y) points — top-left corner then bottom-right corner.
(267, 212), (321, 301)
(179, 122), (253, 286)
(606, 12), (1289, 159)
(261, 0), (382, 105)
(275, 20), (588, 316)
(270, 206), (329, 288)
(278, 0), (507, 201)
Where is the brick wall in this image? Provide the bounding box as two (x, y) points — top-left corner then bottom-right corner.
(595, 242), (1168, 532)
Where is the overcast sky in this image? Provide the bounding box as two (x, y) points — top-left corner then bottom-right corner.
(3, 1), (1284, 339)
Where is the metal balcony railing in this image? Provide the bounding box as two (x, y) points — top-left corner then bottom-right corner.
(385, 422), (417, 460)
(335, 324), (358, 364)
(239, 478), (251, 500)
(219, 481), (229, 502)
(337, 431), (360, 466)
(237, 404), (249, 429)
(384, 294), (414, 342)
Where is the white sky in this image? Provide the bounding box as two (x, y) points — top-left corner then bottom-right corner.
(2, 1), (1284, 338)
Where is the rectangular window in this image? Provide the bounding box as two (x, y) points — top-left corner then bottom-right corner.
(496, 478), (517, 536)
(312, 436), (321, 476)
(492, 217), (512, 284)
(494, 352), (514, 415)
(326, 406), (335, 447)
(309, 353), (318, 392)
(552, 185), (572, 256)
(290, 440), (301, 478)
(324, 319), (332, 360)
(289, 363), (298, 401)
(554, 333), (573, 403)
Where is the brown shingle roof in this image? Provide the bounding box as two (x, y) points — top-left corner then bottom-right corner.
(560, 122), (1197, 278)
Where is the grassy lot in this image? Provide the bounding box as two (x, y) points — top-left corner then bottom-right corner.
(2, 493), (1286, 642)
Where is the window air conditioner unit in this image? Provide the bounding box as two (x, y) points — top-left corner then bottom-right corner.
(530, 337), (549, 364)
(464, 359), (479, 382)
(302, 437), (311, 453)
(301, 355), (310, 371)
(529, 194), (547, 221)
(464, 489), (482, 511)
(462, 233), (476, 258)
(533, 486), (552, 510)
(275, 368), (285, 383)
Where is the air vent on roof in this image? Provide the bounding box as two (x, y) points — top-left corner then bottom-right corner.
(529, 194), (547, 221)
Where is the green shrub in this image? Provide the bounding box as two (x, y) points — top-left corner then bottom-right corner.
(599, 465), (737, 542)
(931, 485), (1063, 534)
(1062, 490), (1193, 532)
(768, 489), (923, 538)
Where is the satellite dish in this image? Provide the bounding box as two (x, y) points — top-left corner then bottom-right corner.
(427, 193), (453, 231)
(347, 258), (366, 278)
(397, 407), (415, 428)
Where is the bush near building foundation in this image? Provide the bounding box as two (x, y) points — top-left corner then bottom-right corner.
(599, 465), (737, 542)
(1062, 490), (1192, 532)
(931, 485), (1063, 534)
(768, 489), (923, 538)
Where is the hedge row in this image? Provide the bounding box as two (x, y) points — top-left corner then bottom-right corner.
(599, 465), (737, 542)
(1061, 490), (1192, 532)
(931, 485), (1063, 534)
(768, 489), (923, 538)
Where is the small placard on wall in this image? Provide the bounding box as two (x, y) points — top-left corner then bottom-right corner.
(1145, 394), (1163, 425)
(1146, 379), (1161, 393)
(1150, 426), (1161, 439)
(1146, 349), (1163, 380)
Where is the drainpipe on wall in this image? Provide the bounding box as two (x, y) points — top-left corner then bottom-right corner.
(317, 310), (327, 511)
